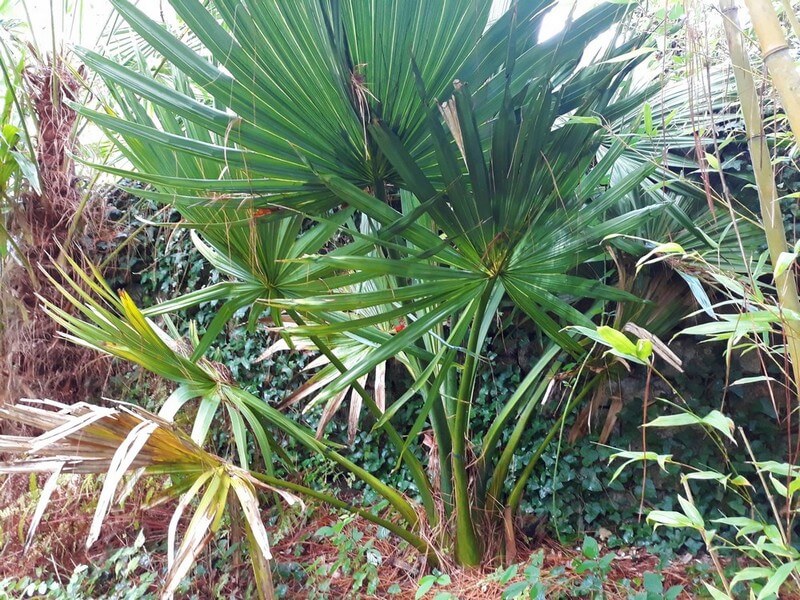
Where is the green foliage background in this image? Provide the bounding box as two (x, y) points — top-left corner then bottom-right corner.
(103, 185), (787, 559)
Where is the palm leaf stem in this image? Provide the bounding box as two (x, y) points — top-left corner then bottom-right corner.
(481, 358), (565, 510)
(477, 342), (563, 499)
(505, 372), (602, 516)
(286, 310), (435, 523)
(249, 472), (435, 563)
(429, 390), (454, 516)
(452, 282), (493, 565)
(228, 384), (421, 528)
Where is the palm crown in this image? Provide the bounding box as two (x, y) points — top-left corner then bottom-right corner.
(45, 0), (747, 570)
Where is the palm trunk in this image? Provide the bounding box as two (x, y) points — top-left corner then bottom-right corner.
(721, 0), (800, 396)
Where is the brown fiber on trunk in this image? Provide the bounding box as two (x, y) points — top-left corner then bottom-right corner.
(0, 59), (111, 410)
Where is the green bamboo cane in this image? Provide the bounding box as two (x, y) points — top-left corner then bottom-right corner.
(721, 0), (800, 397)
(744, 0), (800, 140)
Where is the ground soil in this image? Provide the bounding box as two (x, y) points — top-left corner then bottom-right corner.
(0, 473), (720, 599)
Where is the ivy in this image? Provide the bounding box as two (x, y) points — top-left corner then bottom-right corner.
(108, 190), (787, 556)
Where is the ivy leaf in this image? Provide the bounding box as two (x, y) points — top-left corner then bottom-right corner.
(497, 564), (518, 585)
(665, 585), (683, 600)
(582, 535), (599, 559)
(502, 581), (529, 599)
(415, 575), (437, 599)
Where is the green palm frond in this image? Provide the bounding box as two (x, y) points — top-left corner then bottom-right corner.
(41, 257), (432, 535)
(73, 0), (653, 377)
(593, 65), (765, 339)
(46, 0), (767, 567)
(74, 0), (638, 198)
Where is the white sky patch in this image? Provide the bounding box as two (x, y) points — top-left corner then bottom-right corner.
(19, 0), (588, 48)
(11, 0), (174, 49)
(12, 0), (746, 50)
(539, 0), (606, 41)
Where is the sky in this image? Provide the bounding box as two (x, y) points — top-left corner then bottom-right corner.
(14, 0), (744, 71)
(12, 0), (612, 50)
(11, 0), (169, 50)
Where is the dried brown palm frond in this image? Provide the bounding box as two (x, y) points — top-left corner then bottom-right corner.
(0, 399), (300, 600)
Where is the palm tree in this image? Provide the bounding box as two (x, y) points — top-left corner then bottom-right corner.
(23, 0), (753, 570)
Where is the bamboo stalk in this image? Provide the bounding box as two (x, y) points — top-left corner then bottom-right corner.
(743, 0), (800, 140)
(780, 0), (800, 41)
(721, 0), (800, 396)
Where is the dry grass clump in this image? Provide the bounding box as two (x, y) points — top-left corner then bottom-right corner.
(0, 472), (170, 580)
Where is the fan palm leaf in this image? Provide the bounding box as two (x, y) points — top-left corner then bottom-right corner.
(48, 0), (761, 566)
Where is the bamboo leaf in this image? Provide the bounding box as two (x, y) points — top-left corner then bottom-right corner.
(757, 561), (799, 600)
(774, 251), (797, 279)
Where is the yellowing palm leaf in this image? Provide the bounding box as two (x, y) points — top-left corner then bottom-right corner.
(0, 399), (299, 600)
